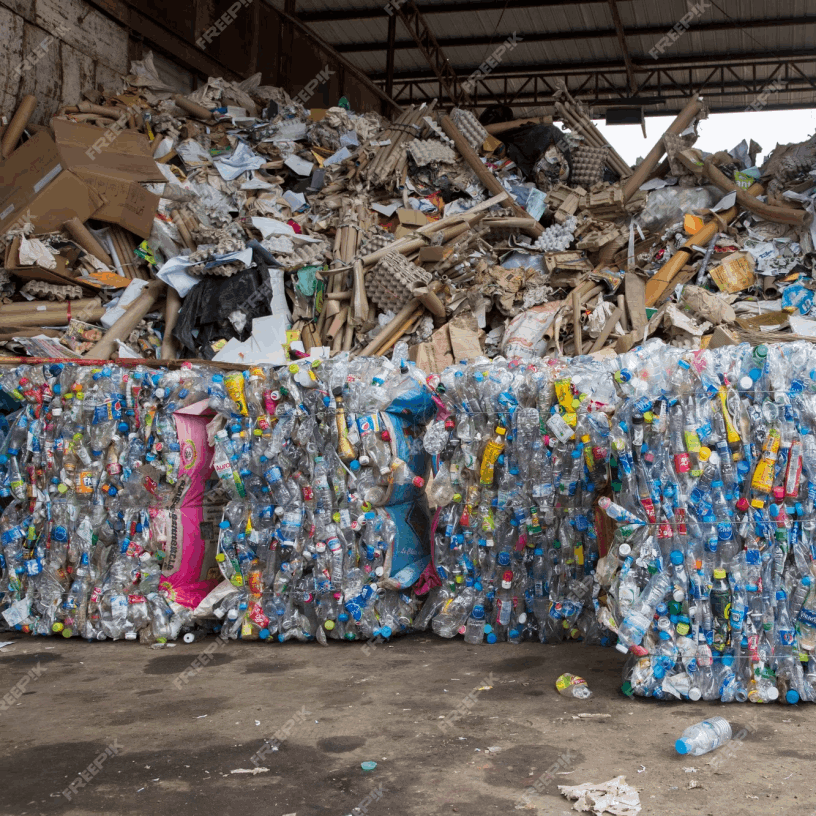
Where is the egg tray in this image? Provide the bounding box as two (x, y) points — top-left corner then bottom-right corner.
(365, 251), (431, 312)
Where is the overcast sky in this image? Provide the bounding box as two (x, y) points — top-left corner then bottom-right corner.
(594, 108), (816, 168)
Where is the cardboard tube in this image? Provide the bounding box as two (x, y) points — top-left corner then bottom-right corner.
(351, 259), (369, 324)
(1, 95), (37, 158)
(572, 289), (583, 355)
(172, 94), (215, 122)
(84, 280), (164, 359)
(414, 286), (446, 320)
(64, 218), (114, 267)
(485, 115), (554, 135)
(77, 101), (128, 119)
(0, 300), (104, 328)
(762, 276), (780, 299)
(622, 96), (705, 201)
(161, 288), (182, 359)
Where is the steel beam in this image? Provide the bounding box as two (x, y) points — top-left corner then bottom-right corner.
(392, 0), (470, 106)
(298, 0), (634, 23)
(336, 15), (816, 54)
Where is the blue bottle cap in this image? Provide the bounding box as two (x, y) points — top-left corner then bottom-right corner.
(659, 630), (671, 641)
(259, 628), (270, 640)
(776, 590), (787, 600)
(786, 689), (800, 704)
(675, 738), (690, 755)
(670, 550), (684, 566)
(486, 633), (497, 644)
(804, 576), (813, 587)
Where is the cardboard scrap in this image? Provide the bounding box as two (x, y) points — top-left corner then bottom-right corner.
(709, 251), (756, 293)
(52, 119), (162, 239)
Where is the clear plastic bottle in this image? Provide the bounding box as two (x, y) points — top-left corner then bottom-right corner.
(675, 716), (732, 756)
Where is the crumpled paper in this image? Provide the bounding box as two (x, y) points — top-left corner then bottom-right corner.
(587, 300), (624, 338)
(558, 775), (641, 816)
(18, 236), (56, 270)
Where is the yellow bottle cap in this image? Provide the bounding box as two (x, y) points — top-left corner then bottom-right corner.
(495, 426), (506, 435)
(713, 568), (726, 579)
(751, 498), (764, 509)
(643, 411), (655, 423)
(215, 553), (225, 562)
(52, 622), (64, 633)
(288, 364), (299, 373)
(324, 620), (335, 631)
(698, 447), (711, 461)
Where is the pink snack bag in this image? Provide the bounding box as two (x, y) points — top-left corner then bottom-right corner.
(154, 399), (222, 607)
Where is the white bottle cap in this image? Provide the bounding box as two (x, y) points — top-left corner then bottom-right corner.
(766, 686), (779, 701)
(688, 687), (702, 701)
(619, 543), (631, 557)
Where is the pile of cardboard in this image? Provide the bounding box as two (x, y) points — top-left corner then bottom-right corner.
(1, 55), (815, 366)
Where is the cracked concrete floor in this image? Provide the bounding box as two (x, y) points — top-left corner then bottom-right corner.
(1, 636), (815, 816)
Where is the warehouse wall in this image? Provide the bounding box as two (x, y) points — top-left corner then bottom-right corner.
(0, 0), (381, 126)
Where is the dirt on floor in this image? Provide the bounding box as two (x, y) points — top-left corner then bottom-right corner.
(0, 635), (814, 816)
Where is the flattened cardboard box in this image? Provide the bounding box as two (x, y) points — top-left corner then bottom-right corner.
(52, 119), (163, 239)
(0, 132), (101, 233)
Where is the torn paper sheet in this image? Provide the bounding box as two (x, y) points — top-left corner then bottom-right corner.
(156, 255), (200, 298)
(214, 142), (266, 180)
(559, 775), (641, 816)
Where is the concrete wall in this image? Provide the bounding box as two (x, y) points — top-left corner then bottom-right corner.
(0, 0), (382, 126)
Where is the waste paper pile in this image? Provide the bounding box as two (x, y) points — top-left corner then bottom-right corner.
(2, 56), (816, 366)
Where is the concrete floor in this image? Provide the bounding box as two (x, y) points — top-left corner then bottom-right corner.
(1, 635), (815, 816)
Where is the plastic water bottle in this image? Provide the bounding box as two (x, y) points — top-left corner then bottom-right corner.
(675, 716), (732, 756)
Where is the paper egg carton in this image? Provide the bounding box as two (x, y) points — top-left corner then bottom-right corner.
(407, 139), (457, 166)
(450, 108), (488, 150)
(570, 145), (608, 187)
(365, 251), (431, 312)
(20, 280), (84, 301)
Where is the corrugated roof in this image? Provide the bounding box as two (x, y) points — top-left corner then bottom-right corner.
(269, 0), (816, 115)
